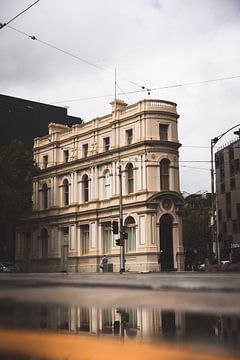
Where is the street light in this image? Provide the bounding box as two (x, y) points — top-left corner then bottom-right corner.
(211, 124), (240, 264)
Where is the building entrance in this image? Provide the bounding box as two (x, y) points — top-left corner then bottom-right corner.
(159, 214), (174, 271)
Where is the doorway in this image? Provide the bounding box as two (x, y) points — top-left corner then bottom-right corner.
(159, 214), (174, 271)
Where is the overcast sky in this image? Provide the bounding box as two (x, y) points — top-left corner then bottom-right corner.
(1, 0), (240, 194)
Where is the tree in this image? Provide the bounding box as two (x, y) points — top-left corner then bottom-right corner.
(182, 192), (212, 263)
(0, 140), (37, 260)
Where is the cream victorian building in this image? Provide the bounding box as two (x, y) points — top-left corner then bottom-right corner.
(16, 99), (184, 272)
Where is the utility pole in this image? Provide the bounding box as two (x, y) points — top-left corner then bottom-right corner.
(119, 164), (125, 273)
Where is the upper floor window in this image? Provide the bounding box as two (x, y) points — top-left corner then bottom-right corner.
(43, 155), (48, 169)
(62, 179), (69, 206)
(159, 124), (169, 141)
(104, 170), (111, 198)
(126, 129), (133, 145)
(82, 144), (88, 158)
(82, 174), (89, 202)
(126, 163), (134, 194)
(103, 137), (110, 151)
(63, 149), (69, 163)
(160, 159), (170, 190)
(42, 183), (48, 209)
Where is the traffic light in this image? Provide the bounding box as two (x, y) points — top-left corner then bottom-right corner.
(115, 239), (121, 246)
(112, 220), (119, 234)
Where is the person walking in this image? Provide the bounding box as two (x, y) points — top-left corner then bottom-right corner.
(100, 255), (108, 272)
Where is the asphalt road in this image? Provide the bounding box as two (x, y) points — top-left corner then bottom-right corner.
(0, 272), (240, 313)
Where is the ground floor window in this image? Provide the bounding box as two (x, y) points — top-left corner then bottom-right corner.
(125, 216), (136, 252)
(81, 225), (89, 255)
(102, 222), (112, 254)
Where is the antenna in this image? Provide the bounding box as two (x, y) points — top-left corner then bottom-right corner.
(114, 67), (117, 105)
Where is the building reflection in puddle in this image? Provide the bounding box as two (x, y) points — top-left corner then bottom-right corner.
(0, 300), (239, 352)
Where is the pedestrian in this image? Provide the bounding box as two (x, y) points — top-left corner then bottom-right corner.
(100, 255), (108, 272)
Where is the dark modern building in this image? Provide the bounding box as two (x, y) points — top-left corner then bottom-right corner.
(0, 94), (83, 149)
(215, 137), (240, 261)
(0, 94), (83, 262)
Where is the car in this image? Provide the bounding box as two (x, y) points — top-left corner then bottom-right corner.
(221, 260), (230, 265)
(0, 261), (17, 272)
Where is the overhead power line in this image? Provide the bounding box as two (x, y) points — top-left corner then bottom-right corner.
(4, 24), (149, 91)
(0, 0), (40, 29)
(51, 74), (240, 104)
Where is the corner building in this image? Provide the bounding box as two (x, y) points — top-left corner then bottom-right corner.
(16, 99), (184, 272)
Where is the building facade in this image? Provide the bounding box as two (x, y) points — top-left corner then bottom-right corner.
(215, 138), (240, 260)
(16, 99), (184, 272)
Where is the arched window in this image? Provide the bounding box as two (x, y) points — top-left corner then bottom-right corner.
(126, 163), (134, 194)
(125, 216), (136, 252)
(40, 228), (48, 258)
(160, 159), (170, 190)
(104, 170), (111, 198)
(82, 174), (89, 202)
(42, 183), (48, 209)
(62, 179), (69, 206)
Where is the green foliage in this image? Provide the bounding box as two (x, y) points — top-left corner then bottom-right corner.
(182, 193), (212, 260)
(0, 139), (37, 222)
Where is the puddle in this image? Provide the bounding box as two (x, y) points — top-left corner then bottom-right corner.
(0, 299), (239, 359)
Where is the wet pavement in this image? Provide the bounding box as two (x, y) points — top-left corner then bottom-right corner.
(0, 272), (240, 359)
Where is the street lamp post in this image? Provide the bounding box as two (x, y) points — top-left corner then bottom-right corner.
(211, 124), (240, 264)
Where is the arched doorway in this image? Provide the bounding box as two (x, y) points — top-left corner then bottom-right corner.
(159, 214), (174, 271)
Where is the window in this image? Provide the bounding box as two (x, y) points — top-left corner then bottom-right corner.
(125, 216), (136, 252)
(81, 225), (89, 255)
(218, 209), (222, 221)
(222, 222), (227, 234)
(82, 174), (89, 202)
(126, 129), (133, 145)
(226, 192), (231, 219)
(126, 163), (134, 194)
(102, 222), (111, 253)
(232, 220), (238, 233)
(43, 155), (48, 169)
(62, 179), (69, 206)
(230, 177), (236, 190)
(41, 228), (48, 258)
(220, 182), (225, 193)
(103, 137), (110, 151)
(104, 170), (111, 198)
(160, 159), (170, 190)
(42, 183), (48, 209)
(82, 144), (88, 158)
(159, 124), (169, 141)
(63, 149), (69, 163)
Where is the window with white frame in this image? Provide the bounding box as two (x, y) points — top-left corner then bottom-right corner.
(82, 174), (89, 202)
(81, 225), (89, 255)
(103, 137), (110, 151)
(159, 124), (169, 141)
(160, 159), (170, 190)
(102, 222), (112, 254)
(125, 216), (136, 252)
(42, 183), (48, 209)
(43, 155), (48, 169)
(63, 149), (69, 163)
(104, 170), (111, 198)
(126, 128), (133, 145)
(126, 163), (134, 194)
(82, 144), (88, 158)
(62, 179), (69, 206)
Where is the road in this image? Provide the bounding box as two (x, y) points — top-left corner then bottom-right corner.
(0, 272), (240, 313)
